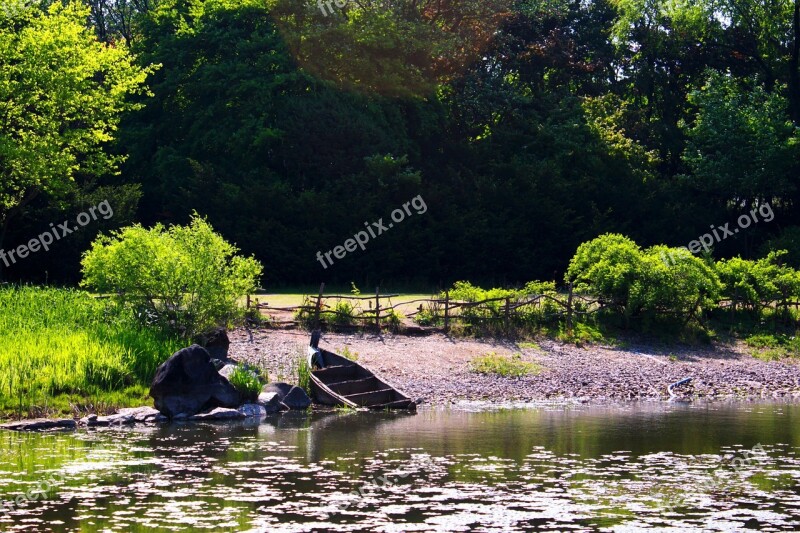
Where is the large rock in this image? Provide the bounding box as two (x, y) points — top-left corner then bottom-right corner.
(195, 327), (230, 360)
(257, 392), (284, 413)
(0, 419), (77, 432)
(262, 382), (311, 410)
(150, 345), (242, 418)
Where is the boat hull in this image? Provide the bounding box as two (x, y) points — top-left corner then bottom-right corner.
(309, 348), (416, 411)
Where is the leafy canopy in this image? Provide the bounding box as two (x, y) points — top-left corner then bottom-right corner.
(0, 2), (153, 225)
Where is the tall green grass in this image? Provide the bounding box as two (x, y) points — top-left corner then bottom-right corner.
(0, 286), (182, 418)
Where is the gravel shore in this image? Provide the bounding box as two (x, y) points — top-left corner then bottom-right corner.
(228, 328), (800, 405)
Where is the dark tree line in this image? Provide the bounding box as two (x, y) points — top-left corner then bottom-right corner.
(2, 0), (799, 287)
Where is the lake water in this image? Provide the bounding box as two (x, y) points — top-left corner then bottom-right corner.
(1, 402), (799, 531)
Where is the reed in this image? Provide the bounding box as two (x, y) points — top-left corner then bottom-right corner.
(0, 285), (182, 418)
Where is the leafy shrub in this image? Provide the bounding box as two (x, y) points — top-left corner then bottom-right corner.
(415, 299), (443, 326)
(556, 322), (606, 346)
(81, 214), (263, 338)
(566, 234), (721, 323)
(716, 251), (800, 316)
(228, 366), (262, 402)
(470, 352), (540, 377)
(382, 309), (404, 330)
(332, 300), (357, 326)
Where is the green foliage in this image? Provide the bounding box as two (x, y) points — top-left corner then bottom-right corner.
(745, 333), (800, 360)
(336, 346), (359, 362)
(80, 215), (263, 338)
(566, 234), (721, 322)
(382, 309), (404, 331)
(0, 286), (181, 418)
(296, 357), (311, 395)
(556, 323), (606, 346)
(715, 251), (800, 315)
(0, 2), (153, 239)
(332, 300), (357, 326)
(682, 72), (800, 204)
(470, 352), (541, 377)
(228, 366), (262, 402)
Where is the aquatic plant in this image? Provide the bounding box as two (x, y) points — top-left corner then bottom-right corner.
(228, 366), (262, 401)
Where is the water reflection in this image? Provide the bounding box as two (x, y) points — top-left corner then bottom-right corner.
(0, 402), (799, 531)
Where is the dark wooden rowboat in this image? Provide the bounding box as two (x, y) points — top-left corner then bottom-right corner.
(307, 334), (417, 411)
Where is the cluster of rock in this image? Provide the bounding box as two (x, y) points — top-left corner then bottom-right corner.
(148, 343), (311, 421)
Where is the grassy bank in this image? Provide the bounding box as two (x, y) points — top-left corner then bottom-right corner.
(0, 286), (182, 419)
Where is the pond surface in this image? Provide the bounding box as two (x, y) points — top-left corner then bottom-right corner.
(1, 402), (800, 532)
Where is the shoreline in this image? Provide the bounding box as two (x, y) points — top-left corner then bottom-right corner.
(3, 328), (799, 427)
(229, 328), (800, 405)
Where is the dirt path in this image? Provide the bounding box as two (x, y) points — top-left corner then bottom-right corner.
(228, 329), (800, 405)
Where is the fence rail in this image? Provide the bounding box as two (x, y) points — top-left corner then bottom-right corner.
(248, 283), (603, 333)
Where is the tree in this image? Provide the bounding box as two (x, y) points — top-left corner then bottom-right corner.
(0, 2), (152, 274)
(682, 71), (800, 209)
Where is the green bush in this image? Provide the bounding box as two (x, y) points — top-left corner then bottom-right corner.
(332, 300), (357, 326)
(565, 234), (721, 323)
(716, 251), (800, 316)
(81, 214), (263, 338)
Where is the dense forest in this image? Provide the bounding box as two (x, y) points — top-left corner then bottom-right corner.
(2, 0), (799, 288)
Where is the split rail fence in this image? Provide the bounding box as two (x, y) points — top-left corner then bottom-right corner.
(247, 283), (604, 333)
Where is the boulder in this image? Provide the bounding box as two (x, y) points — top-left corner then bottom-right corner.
(283, 386), (312, 410)
(262, 382), (311, 410)
(257, 392), (284, 413)
(81, 407), (163, 427)
(238, 403), (267, 418)
(195, 327), (230, 360)
(150, 345), (242, 418)
(189, 407), (246, 421)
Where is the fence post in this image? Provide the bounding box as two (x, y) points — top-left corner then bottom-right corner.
(315, 283), (325, 328)
(444, 290), (450, 334)
(504, 297), (511, 332)
(246, 294), (251, 309)
(375, 286), (381, 331)
(566, 282), (574, 332)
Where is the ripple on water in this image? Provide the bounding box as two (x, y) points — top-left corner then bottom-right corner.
(0, 406), (800, 531)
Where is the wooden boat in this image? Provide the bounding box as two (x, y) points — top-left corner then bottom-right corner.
(307, 333), (417, 411)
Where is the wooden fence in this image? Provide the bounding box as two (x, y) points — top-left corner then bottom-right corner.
(247, 283), (604, 333)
